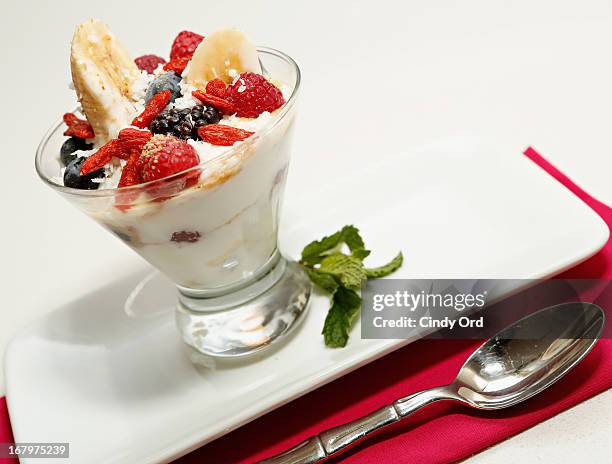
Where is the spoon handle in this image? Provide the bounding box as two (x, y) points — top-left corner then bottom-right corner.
(258, 386), (452, 464)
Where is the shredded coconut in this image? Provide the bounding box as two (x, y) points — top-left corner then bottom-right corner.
(172, 81), (200, 110)
(95, 158), (126, 189)
(130, 71), (154, 114)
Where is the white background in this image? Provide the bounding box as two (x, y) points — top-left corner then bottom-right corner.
(0, 0), (610, 462)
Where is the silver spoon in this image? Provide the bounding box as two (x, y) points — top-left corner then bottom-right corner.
(260, 302), (605, 463)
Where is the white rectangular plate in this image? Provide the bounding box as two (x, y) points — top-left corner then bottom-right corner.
(5, 141), (608, 463)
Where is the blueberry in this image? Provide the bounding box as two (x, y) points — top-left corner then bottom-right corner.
(145, 72), (181, 103)
(63, 157), (104, 190)
(60, 137), (93, 166)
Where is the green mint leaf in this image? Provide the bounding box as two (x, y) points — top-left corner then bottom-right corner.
(301, 229), (343, 265)
(352, 248), (371, 260)
(304, 268), (339, 293)
(301, 225), (369, 265)
(341, 225), (368, 255)
(322, 286), (362, 347)
(365, 252), (404, 278)
(319, 253), (366, 290)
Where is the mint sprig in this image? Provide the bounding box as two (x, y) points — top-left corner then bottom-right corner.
(301, 225), (370, 265)
(299, 225), (403, 348)
(365, 252), (403, 278)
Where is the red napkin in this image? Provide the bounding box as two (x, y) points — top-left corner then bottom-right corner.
(1, 148), (611, 464)
(0, 398), (14, 464)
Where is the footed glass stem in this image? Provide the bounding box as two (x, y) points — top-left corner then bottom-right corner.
(176, 257), (311, 357)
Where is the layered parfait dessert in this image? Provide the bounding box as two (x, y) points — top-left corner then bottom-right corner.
(48, 20), (299, 292)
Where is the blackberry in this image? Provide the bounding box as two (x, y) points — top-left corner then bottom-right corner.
(150, 105), (221, 140)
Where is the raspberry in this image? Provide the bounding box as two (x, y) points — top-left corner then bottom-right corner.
(140, 135), (200, 182)
(192, 90), (235, 115)
(197, 124), (254, 146)
(163, 57), (190, 75)
(226, 73), (285, 118)
(171, 231), (201, 243)
(170, 31), (204, 60)
(63, 113), (95, 139)
(132, 90), (172, 129)
(134, 54), (166, 74)
(205, 78), (227, 98)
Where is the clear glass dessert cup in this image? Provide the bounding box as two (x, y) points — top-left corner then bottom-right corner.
(35, 48), (311, 358)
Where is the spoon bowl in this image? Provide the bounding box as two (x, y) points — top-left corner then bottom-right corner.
(452, 302), (604, 409)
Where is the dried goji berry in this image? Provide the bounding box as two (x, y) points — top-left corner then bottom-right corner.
(80, 129), (151, 178)
(63, 113), (95, 139)
(131, 90), (172, 129)
(197, 124), (254, 146)
(118, 128), (152, 151)
(192, 90), (235, 115)
(163, 57), (190, 75)
(118, 150), (143, 188)
(80, 139), (123, 175)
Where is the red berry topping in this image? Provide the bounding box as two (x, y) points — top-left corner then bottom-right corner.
(140, 135), (200, 182)
(131, 90), (172, 129)
(63, 113), (95, 139)
(198, 124), (254, 146)
(134, 54), (166, 74)
(80, 139), (121, 175)
(163, 57), (190, 75)
(170, 31), (204, 60)
(205, 78), (227, 98)
(226, 73), (285, 118)
(192, 90), (235, 115)
(117, 128), (152, 152)
(118, 149), (143, 188)
(171, 231), (202, 243)
(80, 128), (151, 176)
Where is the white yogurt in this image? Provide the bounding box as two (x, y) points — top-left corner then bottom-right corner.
(83, 106), (295, 290)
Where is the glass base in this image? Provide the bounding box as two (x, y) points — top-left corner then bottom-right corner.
(175, 257), (311, 358)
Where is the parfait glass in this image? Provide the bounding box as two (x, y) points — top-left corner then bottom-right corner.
(35, 48), (311, 358)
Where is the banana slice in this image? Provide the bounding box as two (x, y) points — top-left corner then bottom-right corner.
(70, 19), (140, 142)
(185, 28), (261, 89)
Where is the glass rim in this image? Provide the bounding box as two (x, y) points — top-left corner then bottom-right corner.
(35, 46), (301, 198)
